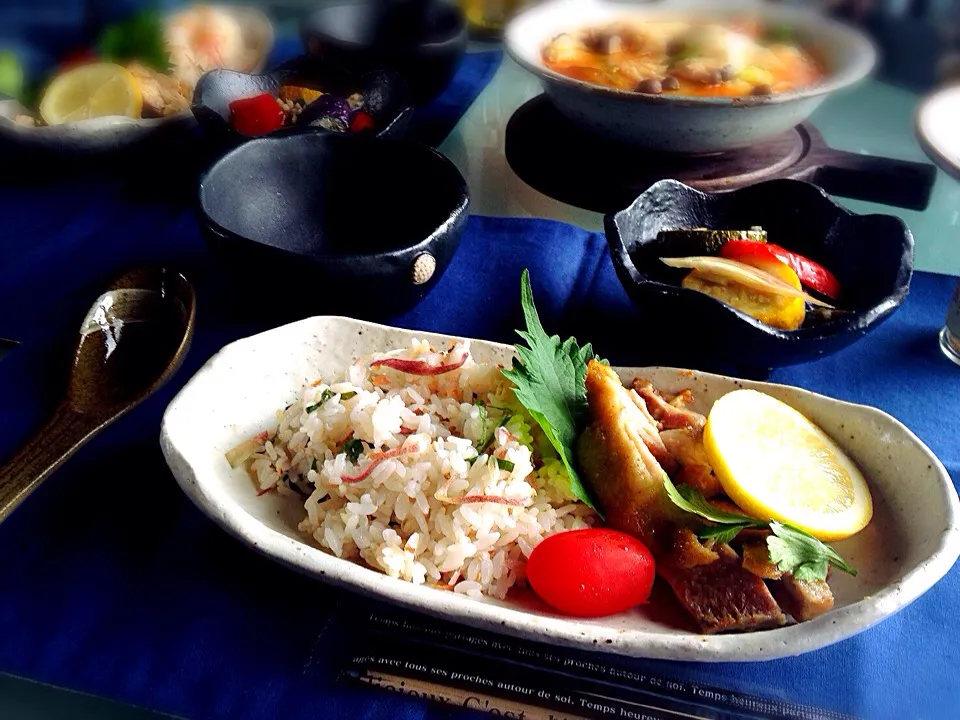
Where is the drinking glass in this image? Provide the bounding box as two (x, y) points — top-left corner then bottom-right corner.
(941, 281), (960, 366)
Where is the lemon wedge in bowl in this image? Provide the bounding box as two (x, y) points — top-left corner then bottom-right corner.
(704, 389), (873, 542)
(39, 63), (142, 126)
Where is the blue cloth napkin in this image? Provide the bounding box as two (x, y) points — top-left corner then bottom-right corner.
(0, 205), (958, 720)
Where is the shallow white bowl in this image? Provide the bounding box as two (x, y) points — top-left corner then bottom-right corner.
(504, 0), (876, 153)
(160, 316), (960, 661)
(0, 4), (273, 154)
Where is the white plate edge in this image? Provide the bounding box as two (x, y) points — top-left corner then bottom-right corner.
(159, 315), (960, 662)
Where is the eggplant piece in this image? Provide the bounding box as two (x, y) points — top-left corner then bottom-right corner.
(301, 94), (351, 131)
(656, 227), (767, 256)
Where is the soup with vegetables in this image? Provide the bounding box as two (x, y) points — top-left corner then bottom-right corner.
(541, 18), (823, 96)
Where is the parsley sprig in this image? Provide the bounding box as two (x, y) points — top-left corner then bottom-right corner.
(662, 474), (856, 581)
(98, 10), (171, 73)
(501, 270), (599, 511)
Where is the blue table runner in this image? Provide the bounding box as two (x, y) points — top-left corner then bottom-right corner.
(0, 203), (958, 719)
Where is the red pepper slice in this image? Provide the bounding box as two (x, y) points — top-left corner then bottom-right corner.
(349, 110), (376, 133)
(229, 93), (284, 137)
(720, 239), (841, 300)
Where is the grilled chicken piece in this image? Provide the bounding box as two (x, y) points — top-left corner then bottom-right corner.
(660, 543), (787, 633)
(580, 365), (813, 633)
(578, 360), (690, 552)
(667, 388), (695, 409)
(664, 527), (718, 569)
(677, 464), (722, 498)
(127, 62), (190, 117)
(741, 540), (783, 580)
(773, 575), (835, 622)
(632, 379), (706, 430)
(626, 389), (678, 474)
(660, 427), (722, 498)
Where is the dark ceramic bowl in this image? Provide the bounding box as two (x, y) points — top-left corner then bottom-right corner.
(197, 132), (468, 318)
(192, 55), (414, 146)
(605, 179), (913, 369)
(301, 0), (467, 105)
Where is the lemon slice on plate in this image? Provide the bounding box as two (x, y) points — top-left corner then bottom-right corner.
(39, 63), (142, 126)
(704, 389), (873, 541)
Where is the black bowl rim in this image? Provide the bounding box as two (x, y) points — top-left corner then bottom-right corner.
(300, 0), (469, 52)
(196, 131), (470, 266)
(191, 55), (416, 141)
(604, 178), (915, 342)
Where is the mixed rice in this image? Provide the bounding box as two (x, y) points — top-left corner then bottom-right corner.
(233, 339), (595, 599)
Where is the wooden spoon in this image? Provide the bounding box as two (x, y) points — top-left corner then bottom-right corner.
(0, 267), (196, 521)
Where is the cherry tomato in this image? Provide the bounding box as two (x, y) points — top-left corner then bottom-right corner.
(349, 110), (376, 133)
(526, 528), (655, 617)
(720, 239), (841, 300)
(229, 93), (284, 137)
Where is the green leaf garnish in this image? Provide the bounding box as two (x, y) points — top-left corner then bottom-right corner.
(344, 438), (365, 464)
(662, 474), (855, 581)
(340, 391), (357, 401)
(767, 522), (857, 581)
(98, 10), (171, 73)
(698, 524), (751, 545)
(0, 51), (24, 100)
(306, 389), (336, 413)
(501, 270), (599, 511)
(662, 474), (765, 527)
(476, 400), (489, 448)
(495, 458), (515, 472)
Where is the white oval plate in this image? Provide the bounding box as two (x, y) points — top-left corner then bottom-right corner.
(916, 83), (960, 182)
(160, 316), (960, 661)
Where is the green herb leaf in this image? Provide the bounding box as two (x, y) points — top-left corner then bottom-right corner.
(662, 474), (765, 528)
(0, 51), (24, 100)
(306, 389), (336, 413)
(340, 391), (357, 401)
(476, 400), (489, 449)
(662, 475), (856, 579)
(344, 438), (365, 464)
(767, 522), (857, 581)
(501, 270), (599, 511)
(471, 412), (509, 465)
(495, 458), (516, 473)
(98, 10), (171, 73)
(698, 524), (751, 545)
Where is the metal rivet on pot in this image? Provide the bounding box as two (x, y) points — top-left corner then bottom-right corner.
(412, 253), (436, 285)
